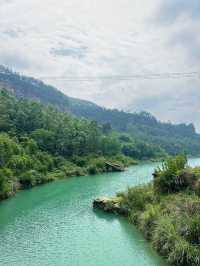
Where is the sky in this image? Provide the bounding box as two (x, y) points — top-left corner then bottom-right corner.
(0, 0), (200, 130)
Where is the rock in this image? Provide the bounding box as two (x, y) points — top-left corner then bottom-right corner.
(93, 197), (113, 212)
(93, 197), (128, 215)
(105, 162), (125, 172)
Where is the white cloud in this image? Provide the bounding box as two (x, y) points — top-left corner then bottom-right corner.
(0, 0), (200, 130)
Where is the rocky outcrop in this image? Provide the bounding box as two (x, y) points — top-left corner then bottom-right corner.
(93, 197), (128, 215)
(105, 162), (125, 172)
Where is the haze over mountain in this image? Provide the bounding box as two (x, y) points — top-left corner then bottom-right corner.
(0, 0), (200, 130)
(1, 65), (200, 157)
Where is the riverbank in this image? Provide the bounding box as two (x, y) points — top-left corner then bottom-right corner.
(93, 156), (200, 266)
(0, 159), (174, 266)
(0, 154), (136, 202)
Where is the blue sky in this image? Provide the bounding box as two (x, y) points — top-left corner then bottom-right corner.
(0, 0), (200, 130)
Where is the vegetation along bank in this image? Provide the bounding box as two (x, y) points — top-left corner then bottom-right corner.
(0, 89), (136, 201)
(93, 155), (200, 266)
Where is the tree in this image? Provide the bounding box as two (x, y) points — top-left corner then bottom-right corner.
(0, 133), (20, 167)
(0, 168), (14, 199)
(102, 123), (112, 135)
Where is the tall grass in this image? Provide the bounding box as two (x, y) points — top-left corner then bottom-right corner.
(111, 155), (200, 265)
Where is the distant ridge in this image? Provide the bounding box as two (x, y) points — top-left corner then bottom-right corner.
(0, 65), (200, 156)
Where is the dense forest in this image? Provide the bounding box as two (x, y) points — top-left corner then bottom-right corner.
(1, 65), (200, 156)
(0, 89), (137, 200)
(94, 155), (200, 266)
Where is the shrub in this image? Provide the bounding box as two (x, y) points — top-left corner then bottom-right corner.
(139, 204), (161, 239)
(113, 155), (200, 266)
(168, 238), (195, 266)
(186, 216), (200, 245)
(19, 170), (38, 188)
(19, 170), (53, 188)
(153, 155), (191, 193)
(120, 184), (155, 212)
(72, 156), (87, 167)
(33, 152), (54, 173)
(128, 210), (140, 225)
(110, 154), (137, 167)
(88, 165), (98, 175)
(152, 216), (179, 257)
(45, 170), (65, 180)
(0, 168), (15, 199)
(8, 154), (34, 174)
(152, 213), (200, 266)
(94, 159), (105, 169)
(0, 133), (20, 167)
(65, 168), (85, 177)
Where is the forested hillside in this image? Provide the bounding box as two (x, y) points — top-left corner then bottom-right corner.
(1, 65), (200, 156)
(0, 89), (134, 200)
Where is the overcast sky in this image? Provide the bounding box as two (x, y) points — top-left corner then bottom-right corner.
(0, 0), (200, 130)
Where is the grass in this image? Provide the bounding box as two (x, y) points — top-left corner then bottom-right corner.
(104, 155), (200, 265)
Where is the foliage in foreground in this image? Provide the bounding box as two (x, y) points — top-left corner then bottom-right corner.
(114, 155), (200, 265)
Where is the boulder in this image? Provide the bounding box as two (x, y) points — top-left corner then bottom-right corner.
(93, 197), (113, 212)
(93, 197), (128, 215)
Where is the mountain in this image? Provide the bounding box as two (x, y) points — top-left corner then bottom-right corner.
(0, 65), (200, 156)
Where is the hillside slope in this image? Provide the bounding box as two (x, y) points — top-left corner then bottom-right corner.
(0, 65), (200, 156)
(0, 89), (134, 201)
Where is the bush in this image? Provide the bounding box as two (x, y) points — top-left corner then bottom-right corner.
(139, 204), (161, 239)
(186, 216), (200, 245)
(64, 168), (85, 177)
(153, 155), (190, 193)
(112, 155), (200, 266)
(110, 154), (137, 167)
(8, 154), (34, 174)
(45, 170), (65, 181)
(0, 133), (20, 167)
(152, 216), (179, 258)
(33, 152), (54, 173)
(0, 168), (15, 199)
(19, 170), (39, 188)
(94, 159), (105, 169)
(120, 184), (155, 212)
(153, 216), (200, 266)
(72, 156), (87, 167)
(88, 165), (98, 175)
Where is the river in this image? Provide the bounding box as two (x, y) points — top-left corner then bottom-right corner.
(0, 158), (200, 266)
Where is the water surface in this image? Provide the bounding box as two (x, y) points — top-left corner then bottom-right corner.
(0, 158), (199, 266)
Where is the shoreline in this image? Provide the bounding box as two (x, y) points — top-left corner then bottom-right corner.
(93, 157), (200, 266)
(0, 156), (137, 203)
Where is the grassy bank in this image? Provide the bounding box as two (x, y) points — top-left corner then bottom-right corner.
(0, 153), (136, 201)
(94, 155), (200, 266)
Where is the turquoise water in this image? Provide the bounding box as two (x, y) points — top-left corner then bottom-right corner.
(0, 158), (199, 266)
